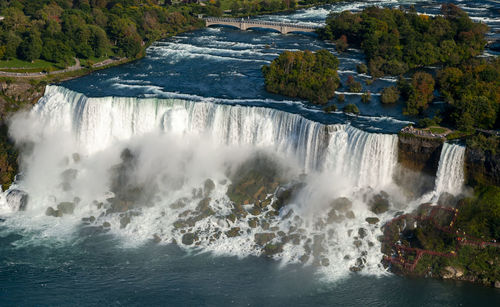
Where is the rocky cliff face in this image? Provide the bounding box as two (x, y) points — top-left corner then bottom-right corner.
(0, 80), (45, 190)
(397, 133), (444, 176)
(465, 146), (500, 186)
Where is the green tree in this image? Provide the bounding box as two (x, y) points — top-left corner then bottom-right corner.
(18, 30), (43, 61)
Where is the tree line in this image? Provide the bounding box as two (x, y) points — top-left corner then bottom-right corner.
(0, 0), (202, 67)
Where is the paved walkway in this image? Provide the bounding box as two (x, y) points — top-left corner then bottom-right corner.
(0, 57), (126, 78)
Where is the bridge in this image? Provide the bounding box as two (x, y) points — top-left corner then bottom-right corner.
(204, 17), (319, 34)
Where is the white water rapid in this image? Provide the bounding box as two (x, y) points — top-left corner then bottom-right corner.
(0, 85), (464, 281)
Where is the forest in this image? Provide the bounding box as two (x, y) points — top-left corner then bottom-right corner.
(262, 49), (340, 105)
(0, 0), (202, 69)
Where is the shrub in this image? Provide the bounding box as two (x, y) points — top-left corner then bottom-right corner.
(343, 103), (359, 114)
(380, 86), (400, 104)
(361, 91), (371, 103)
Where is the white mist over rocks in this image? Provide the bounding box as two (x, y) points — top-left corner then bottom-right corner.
(0, 86), (466, 281)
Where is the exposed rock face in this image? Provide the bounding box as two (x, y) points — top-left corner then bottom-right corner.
(0, 81), (46, 190)
(441, 266), (464, 279)
(465, 146), (500, 186)
(398, 133), (444, 176)
(5, 189), (28, 211)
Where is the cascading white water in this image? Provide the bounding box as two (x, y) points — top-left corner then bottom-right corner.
(1, 85), (402, 280)
(434, 143), (466, 196)
(25, 85), (397, 183)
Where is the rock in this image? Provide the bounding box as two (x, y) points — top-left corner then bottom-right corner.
(345, 210), (355, 219)
(120, 215), (131, 229)
(255, 232), (276, 245)
(441, 266), (464, 279)
(226, 213), (236, 223)
(203, 179), (215, 197)
(225, 227), (241, 238)
(57, 202), (75, 215)
(353, 240), (362, 248)
(45, 206), (58, 217)
(321, 258), (330, 267)
(169, 198), (187, 209)
(248, 218), (258, 228)
(152, 234), (161, 243)
(261, 221), (270, 230)
(349, 266), (362, 272)
(263, 243), (283, 256)
(248, 205), (261, 216)
(102, 222), (111, 228)
(82, 216), (96, 223)
(329, 197), (352, 213)
(397, 133), (444, 175)
(437, 192), (457, 208)
(358, 228), (367, 239)
(495, 281), (500, 288)
(6, 189), (29, 211)
(370, 193), (390, 214)
(182, 233), (197, 245)
(312, 234), (325, 257)
(327, 208), (344, 224)
(365, 217), (380, 224)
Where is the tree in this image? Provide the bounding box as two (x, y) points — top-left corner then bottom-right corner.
(381, 86), (400, 104)
(404, 72), (435, 115)
(18, 30), (43, 61)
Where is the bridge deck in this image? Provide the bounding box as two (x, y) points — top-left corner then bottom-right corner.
(204, 17), (319, 34)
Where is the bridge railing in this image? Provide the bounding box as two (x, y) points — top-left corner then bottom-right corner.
(204, 17), (320, 30)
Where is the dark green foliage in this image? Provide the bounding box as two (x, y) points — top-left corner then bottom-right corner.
(361, 91), (371, 103)
(456, 186), (500, 241)
(0, 1), (202, 64)
(343, 103), (359, 114)
(438, 58), (500, 131)
(346, 75), (362, 92)
(417, 116), (442, 128)
(262, 49), (340, 105)
(323, 104), (337, 113)
(380, 86), (400, 104)
(356, 63), (367, 74)
(319, 4), (487, 76)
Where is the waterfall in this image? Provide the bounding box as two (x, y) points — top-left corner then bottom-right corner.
(27, 85), (398, 188)
(434, 143), (465, 196)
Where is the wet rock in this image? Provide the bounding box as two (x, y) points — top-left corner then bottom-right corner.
(225, 227), (241, 238)
(349, 266), (362, 272)
(441, 266), (464, 279)
(120, 215), (131, 229)
(358, 228), (368, 239)
(204, 179), (215, 197)
(173, 220), (187, 229)
(289, 234), (301, 245)
(169, 198), (187, 209)
(248, 218), (258, 228)
(299, 254), (310, 263)
(321, 258), (330, 267)
(344, 255), (351, 260)
(45, 206), (58, 217)
(152, 234), (161, 243)
(330, 197), (352, 213)
(103, 222), (111, 228)
(6, 189), (29, 211)
(82, 216), (96, 223)
(261, 221), (270, 230)
(231, 203), (248, 218)
(312, 234), (326, 257)
(495, 281), (500, 289)
(353, 240), (362, 248)
(57, 202), (75, 215)
(255, 232), (276, 245)
(327, 208), (344, 224)
(365, 217), (380, 224)
(370, 193), (390, 214)
(263, 243), (283, 256)
(437, 192), (458, 208)
(248, 205), (261, 216)
(345, 210), (355, 219)
(226, 213), (237, 223)
(182, 233), (197, 245)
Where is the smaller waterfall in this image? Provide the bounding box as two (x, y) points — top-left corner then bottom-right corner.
(434, 143), (466, 196)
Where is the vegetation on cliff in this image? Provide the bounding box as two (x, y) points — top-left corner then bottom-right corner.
(318, 4), (487, 77)
(262, 49), (340, 104)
